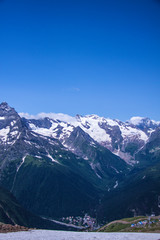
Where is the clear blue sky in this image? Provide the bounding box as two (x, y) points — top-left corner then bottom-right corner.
(0, 0), (160, 121)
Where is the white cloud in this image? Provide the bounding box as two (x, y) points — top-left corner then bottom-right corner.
(128, 116), (160, 126)
(19, 112), (77, 124)
(19, 112), (37, 119)
(128, 116), (144, 125)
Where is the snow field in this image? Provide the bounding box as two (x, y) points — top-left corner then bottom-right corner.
(1, 230), (160, 240)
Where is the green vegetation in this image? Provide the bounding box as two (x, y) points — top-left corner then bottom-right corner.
(121, 216), (146, 222)
(98, 216), (160, 233)
(1, 129), (129, 220)
(100, 222), (130, 232)
(97, 158), (160, 222)
(0, 186), (76, 231)
(9, 155), (100, 218)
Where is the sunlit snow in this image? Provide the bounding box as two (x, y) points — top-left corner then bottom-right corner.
(75, 115), (112, 143)
(0, 126), (10, 142)
(0, 116), (5, 120)
(113, 180), (118, 188)
(11, 155), (27, 192)
(10, 130), (19, 137)
(1, 230), (160, 240)
(46, 151), (59, 164)
(23, 112), (149, 145)
(19, 112), (152, 162)
(29, 121), (74, 141)
(10, 120), (16, 126)
(119, 125), (148, 142)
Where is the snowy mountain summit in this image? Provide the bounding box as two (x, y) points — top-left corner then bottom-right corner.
(19, 109), (160, 164)
(0, 101), (160, 164)
(0, 102), (23, 145)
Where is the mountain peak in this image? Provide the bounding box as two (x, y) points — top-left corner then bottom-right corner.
(0, 102), (11, 110)
(0, 102), (19, 117)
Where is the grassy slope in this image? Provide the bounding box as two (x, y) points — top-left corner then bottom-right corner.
(98, 216), (160, 233)
(9, 155), (100, 218)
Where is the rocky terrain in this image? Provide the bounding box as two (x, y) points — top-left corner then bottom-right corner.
(0, 223), (29, 233)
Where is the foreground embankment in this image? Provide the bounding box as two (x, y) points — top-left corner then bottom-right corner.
(1, 230), (160, 240)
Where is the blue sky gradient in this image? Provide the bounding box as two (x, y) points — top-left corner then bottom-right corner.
(0, 0), (160, 121)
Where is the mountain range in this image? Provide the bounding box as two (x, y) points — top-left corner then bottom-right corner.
(0, 102), (160, 227)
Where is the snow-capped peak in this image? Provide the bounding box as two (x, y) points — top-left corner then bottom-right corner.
(18, 110), (160, 163)
(0, 102), (12, 111)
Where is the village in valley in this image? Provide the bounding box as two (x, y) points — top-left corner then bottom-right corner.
(59, 214), (98, 230)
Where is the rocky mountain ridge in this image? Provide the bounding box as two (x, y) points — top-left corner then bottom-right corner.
(20, 108), (160, 164)
(1, 102), (160, 223)
(0, 102), (128, 219)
